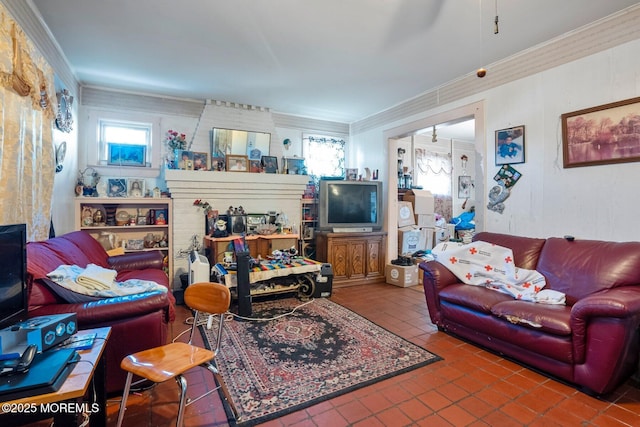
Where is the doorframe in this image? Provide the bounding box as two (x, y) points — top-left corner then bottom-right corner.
(383, 101), (485, 262)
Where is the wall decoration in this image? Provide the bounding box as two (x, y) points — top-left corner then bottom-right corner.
(493, 164), (522, 188)
(487, 181), (511, 214)
(210, 128), (271, 158)
(562, 96), (640, 168)
(108, 143), (146, 166)
(458, 175), (472, 198)
(55, 89), (74, 132)
(55, 141), (66, 173)
(495, 125), (525, 165)
(107, 178), (127, 197)
(226, 155), (249, 172)
(261, 156), (278, 173)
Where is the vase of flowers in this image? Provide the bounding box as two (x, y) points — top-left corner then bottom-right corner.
(165, 130), (187, 169)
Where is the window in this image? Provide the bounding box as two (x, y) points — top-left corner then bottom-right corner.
(414, 148), (452, 196)
(98, 120), (152, 167)
(302, 134), (346, 179)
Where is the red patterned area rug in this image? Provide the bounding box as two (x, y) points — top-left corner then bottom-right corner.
(198, 297), (442, 426)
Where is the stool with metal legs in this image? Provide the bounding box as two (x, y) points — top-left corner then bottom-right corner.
(116, 282), (240, 427)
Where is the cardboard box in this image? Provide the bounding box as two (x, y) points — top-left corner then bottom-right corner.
(397, 201), (415, 227)
(385, 264), (420, 287)
(403, 190), (434, 223)
(412, 190), (435, 214)
(398, 226), (427, 255)
(416, 213), (435, 228)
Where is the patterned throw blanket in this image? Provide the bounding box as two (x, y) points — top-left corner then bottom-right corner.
(47, 264), (167, 298)
(432, 241), (565, 304)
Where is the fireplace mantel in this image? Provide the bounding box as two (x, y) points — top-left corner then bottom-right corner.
(165, 170), (309, 199)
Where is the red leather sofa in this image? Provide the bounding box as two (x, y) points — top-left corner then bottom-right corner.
(420, 231), (640, 395)
(26, 231), (176, 394)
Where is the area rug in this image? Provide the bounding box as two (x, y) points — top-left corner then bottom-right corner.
(198, 297), (442, 426)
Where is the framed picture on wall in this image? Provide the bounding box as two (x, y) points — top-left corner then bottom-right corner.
(562, 96), (640, 168)
(107, 178), (127, 197)
(495, 125), (525, 165)
(458, 176), (472, 198)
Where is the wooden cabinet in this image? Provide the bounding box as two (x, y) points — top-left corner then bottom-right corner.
(74, 197), (173, 280)
(315, 231), (386, 287)
(204, 234), (299, 264)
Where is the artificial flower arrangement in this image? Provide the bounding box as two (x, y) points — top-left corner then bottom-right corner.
(193, 199), (213, 214)
(165, 129), (187, 150)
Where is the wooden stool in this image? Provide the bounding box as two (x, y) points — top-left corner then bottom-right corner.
(116, 282), (240, 427)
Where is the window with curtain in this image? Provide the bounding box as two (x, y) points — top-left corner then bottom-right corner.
(414, 148), (452, 196)
(302, 134), (346, 180)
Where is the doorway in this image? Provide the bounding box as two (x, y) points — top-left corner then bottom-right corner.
(383, 101), (485, 262)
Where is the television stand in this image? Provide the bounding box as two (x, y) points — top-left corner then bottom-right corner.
(332, 227), (372, 233)
(315, 231), (386, 287)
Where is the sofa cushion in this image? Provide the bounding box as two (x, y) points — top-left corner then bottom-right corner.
(491, 300), (572, 336)
(537, 238), (640, 303)
(439, 284), (513, 314)
(473, 232), (546, 270)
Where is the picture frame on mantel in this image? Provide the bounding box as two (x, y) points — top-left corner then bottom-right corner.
(562, 96), (640, 168)
(226, 154), (248, 172)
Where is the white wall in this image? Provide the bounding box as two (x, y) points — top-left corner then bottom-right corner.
(352, 39), (640, 243)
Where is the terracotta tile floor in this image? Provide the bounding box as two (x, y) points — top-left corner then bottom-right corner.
(107, 282), (640, 427)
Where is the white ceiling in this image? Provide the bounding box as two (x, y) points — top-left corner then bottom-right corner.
(30, 0), (639, 124)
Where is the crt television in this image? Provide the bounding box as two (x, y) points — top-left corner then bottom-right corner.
(318, 179), (383, 232)
(0, 224), (28, 330)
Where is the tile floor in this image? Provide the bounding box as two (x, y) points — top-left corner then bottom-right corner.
(107, 282), (640, 427)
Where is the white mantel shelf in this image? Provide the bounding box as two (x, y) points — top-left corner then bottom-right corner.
(165, 170), (310, 199)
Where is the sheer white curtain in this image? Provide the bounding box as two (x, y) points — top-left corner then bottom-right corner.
(414, 148), (453, 220)
(0, 7), (56, 241)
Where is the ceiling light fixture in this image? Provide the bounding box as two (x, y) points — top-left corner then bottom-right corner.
(494, 0), (499, 34)
(476, 0), (487, 78)
(431, 125), (437, 143)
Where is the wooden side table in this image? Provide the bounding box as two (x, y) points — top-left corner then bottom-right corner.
(0, 327), (111, 427)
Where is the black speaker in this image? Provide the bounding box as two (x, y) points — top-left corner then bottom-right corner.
(312, 263), (333, 298)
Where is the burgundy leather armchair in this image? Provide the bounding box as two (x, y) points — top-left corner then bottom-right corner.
(27, 231), (175, 394)
(420, 231), (640, 395)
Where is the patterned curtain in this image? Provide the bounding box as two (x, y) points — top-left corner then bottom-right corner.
(414, 148), (453, 221)
(0, 5), (56, 241)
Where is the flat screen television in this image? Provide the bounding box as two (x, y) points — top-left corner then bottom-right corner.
(318, 179), (383, 232)
(0, 224), (28, 330)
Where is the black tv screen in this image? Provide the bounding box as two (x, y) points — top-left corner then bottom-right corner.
(0, 224), (28, 330)
(318, 180), (383, 231)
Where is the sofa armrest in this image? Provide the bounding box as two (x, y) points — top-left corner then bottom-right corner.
(419, 260), (459, 291)
(29, 291), (170, 326)
(419, 260), (460, 326)
(107, 250), (164, 271)
(572, 286), (640, 320)
(571, 286), (640, 364)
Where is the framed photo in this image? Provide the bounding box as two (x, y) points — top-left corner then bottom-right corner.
(562, 96), (640, 168)
(495, 125), (525, 165)
(226, 154), (248, 172)
(283, 157), (306, 175)
(192, 152), (209, 170)
(458, 175), (472, 198)
(127, 178), (145, 197)
(249, 159), (262, 173)
(346, 168), (358, 180)
(178, 150), (194, 170)
(211, 156), (225, 171)
(107, 178), (127, 197)
(261, 156), (278, 173)
(107, 143), (146, 167)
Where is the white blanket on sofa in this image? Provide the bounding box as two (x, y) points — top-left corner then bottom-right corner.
(47, 264), (167, 298)
(432, 241), (565, 304)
